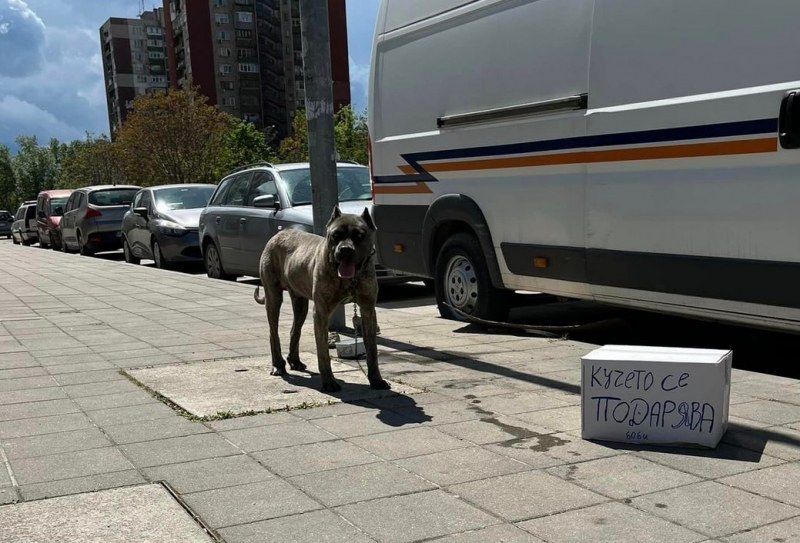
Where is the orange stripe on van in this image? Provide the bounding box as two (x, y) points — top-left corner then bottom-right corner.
(373, 182), (432, 194)
(410, 137), (777, 173)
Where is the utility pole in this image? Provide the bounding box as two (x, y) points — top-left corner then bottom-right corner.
(299, 0), (345, 332)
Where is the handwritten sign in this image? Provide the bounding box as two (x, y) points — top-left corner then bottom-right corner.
(581, 345), (732, 448)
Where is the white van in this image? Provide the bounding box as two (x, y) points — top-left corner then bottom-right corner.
(368, 0), (800, 332)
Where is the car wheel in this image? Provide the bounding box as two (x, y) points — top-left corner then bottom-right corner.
(123, 237), (140, 265)
(434, 232), (511, 322)
(12, 236), (19, 245)
(78, 232), (93, 256)
(21, 238), (31, 246)
(152, 240), (170, 270)
(204, 242), (233, 280)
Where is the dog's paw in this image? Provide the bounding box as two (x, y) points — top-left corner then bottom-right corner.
(370, 379), (391, 390)
(270, 366), (288, 376)
(321, 380), (342, 393)
(288, 359), (307, 372)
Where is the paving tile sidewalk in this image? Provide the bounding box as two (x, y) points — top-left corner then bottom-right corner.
(2, 241), (800, 542)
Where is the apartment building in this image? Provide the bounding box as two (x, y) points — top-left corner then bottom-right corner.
(162, 0), (349, 139)
(100, 9), (169, 138)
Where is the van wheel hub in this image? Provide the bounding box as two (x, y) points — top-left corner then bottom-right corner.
(445, 255), (478, 313)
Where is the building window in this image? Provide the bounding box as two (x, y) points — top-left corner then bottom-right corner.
(148, 51), (165, 59)
(147, 39), (163, 47)
(137, 75), (148, 83)
(237, 48), (255, 59)
(222, 97), (236, 107)
(220, 64), (233, 74)
(236, 29), (252, 38)
(236, 12), (253, 24)
(216, 31), (229, 41)
(214, 0), (227, 6)
(238, 62), (258, 73)
(151, 64), (163, 72)
(133, 39), (145, 48)
(133, 63), (144, 73)
(222, 81), (235, 91)
(219, 48), (232, 57)
(134, 52), (144, 61)
(151, 76), (166, 83)
(215, 13), (229, 24)
(132, 26), (143, 35)
(146, 26), (162, 35)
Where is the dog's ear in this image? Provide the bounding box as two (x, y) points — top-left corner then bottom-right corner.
(326, 205), (342, 227)
(361, 207), (377, 231)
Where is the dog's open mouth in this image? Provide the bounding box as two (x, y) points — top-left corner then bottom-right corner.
(337, 262), (357, 279)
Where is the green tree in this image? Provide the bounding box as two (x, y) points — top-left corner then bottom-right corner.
(276, 109), (309, 163)
(217, 119), (277, 177)
(333, 106), (369, 165)
(11, 136), (59, 201)
(275, 106), (369, 165)
(56, 134), (124, 189)
(115, 87), (230, 186)
(0, 145), (16, 211)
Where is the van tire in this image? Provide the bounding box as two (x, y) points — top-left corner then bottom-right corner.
(434, 232), (511, 322)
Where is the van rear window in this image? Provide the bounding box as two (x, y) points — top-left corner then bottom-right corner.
(89, 189), (138, 206)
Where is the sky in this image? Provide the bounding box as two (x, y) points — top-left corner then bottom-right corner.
(0, 0), (379, 153)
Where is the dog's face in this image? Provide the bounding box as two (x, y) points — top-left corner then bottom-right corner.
(326, 206), (376, 279)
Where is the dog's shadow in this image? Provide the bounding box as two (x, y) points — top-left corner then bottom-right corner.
(280, 371), (432, 427)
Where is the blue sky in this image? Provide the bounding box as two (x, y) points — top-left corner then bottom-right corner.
(0, 0), (379, 153)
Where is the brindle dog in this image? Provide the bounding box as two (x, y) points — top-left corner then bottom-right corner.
(254, 206), (388, 392)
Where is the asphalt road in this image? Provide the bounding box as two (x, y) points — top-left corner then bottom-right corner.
(29, 243), (800, 380)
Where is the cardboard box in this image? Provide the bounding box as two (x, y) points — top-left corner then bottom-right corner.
(581, 345), (732, 448)
(335, 336), (366, 359)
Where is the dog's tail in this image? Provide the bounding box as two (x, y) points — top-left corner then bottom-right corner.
(253, 285), (265, 305)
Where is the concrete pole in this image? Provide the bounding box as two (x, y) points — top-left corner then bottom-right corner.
(299, 0), (345, 332)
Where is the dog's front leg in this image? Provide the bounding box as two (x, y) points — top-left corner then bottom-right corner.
(359, 304), (390, 390)
(313, 305), (341, 392)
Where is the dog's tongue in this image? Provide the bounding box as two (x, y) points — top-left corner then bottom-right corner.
(338, 262), (356, 279)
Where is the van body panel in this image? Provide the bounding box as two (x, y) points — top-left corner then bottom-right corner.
(369, 0), (800, 329)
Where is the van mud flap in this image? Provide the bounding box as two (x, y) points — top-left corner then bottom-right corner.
(443, 303), (624, 339)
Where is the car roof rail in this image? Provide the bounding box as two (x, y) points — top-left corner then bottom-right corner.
(225, 162), (275, 176)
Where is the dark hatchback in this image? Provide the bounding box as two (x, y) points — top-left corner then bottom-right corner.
(121, 184), (216, 269)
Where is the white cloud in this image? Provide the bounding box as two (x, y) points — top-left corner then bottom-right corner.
(0, 95), (84, 144)
(349, 55), (369, 113)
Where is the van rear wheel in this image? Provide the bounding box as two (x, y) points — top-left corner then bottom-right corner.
(434, 233), (511, 322)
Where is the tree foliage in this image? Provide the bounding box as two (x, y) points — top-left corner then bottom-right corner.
(0, 145), (16, 212)
(275, 105), (369, 165)
(11, 136), (59, 201)
(56, 134), (125, 189)
(217, 119), (277, 176)
(114, 87), (230, 186)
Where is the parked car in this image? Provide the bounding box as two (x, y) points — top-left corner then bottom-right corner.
(11, 203), (38, 246)
(60, 185), (140, 255)
(199, 161), (417, 283)
(121, 184), (216, 269)
(0, 210), (12, 239)
(35, 189), (72, 250)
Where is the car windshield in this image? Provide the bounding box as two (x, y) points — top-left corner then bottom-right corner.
(0, 211), (11, 221)
(48, 197), (69, 216)
(154, 186), (215, 212)
(280, 167), (371, 206)
(89, 189), (138, 206)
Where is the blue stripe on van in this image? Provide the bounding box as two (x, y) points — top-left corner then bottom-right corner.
(374, 118), (778, 184)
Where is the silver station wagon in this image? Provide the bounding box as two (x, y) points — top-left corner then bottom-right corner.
(198, 162), (415, 283)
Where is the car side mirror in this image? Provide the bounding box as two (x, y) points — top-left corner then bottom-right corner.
(133, 207), (149, 219)
(253, 194), (280, 209)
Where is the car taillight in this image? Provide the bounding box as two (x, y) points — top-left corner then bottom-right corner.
(84, 208), (102, 219)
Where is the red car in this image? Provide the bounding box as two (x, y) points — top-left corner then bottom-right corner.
(35, 189), (73, 250)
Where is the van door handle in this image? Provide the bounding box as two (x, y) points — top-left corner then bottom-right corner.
(779, 90), (800, 149)
(239, 218), (247, 223)
(215, 216), (222, 224)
